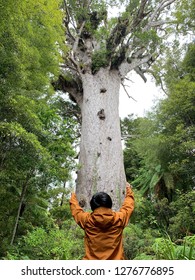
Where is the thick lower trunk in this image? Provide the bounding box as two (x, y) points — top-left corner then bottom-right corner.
(76, 68), (126, 210)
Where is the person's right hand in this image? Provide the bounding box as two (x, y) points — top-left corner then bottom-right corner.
(126, 182), (132, 188)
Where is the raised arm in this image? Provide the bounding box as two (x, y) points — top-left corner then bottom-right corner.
(119, 182), (135, 227)
(69, 193), (89, 229)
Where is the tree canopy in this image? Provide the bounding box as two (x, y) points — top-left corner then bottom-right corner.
(57, 0), (184, 99)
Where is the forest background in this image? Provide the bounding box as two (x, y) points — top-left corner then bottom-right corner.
(0, 0), (194, 260)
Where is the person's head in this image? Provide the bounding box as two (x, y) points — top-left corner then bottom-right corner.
(90, 192), (112, 211)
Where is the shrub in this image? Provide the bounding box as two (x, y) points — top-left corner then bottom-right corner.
(123, 224), (158, 259)
(5, 224), (84, 260)
(153, 235), (195, 260)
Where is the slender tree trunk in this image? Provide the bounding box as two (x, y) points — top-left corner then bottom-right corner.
(60, 181), (66, 207)
(10, 176), (30, 245)
(76, 68), (126, 209)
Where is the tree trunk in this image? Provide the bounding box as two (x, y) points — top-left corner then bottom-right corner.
(10, 176), (29, 245)
(76, 68), (126, 209)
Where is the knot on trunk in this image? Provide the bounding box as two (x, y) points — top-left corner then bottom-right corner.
(97, 109), (105, 120)
(79, 199), (86, 208)
(100, 88), (107, 93)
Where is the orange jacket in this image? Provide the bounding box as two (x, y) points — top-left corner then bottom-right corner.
(69, 187), (134, 260)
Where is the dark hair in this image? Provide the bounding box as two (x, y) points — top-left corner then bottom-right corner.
(90, 192), (112, 211)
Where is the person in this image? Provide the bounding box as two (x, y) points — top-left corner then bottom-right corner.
(69, 182), (134, 260)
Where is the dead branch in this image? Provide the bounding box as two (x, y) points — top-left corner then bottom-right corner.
(121, 80), (137, 101)
(134, 66), (147, 82)
(131, 0), (149, 30)
(149, 0), (175, 23)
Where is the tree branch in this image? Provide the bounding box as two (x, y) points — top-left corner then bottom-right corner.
(121, 81), (137, 101)
(119, 54), (153, 79)
(72, 21), (86, 54)
(147, 20), (172, 28)
(148, 0), (175, 23)
(52, 74), (83, 106)
(131, 0), (149, 30)
(146, 69), (168, 95)
(134, 66), (147, 82)
(118, 0), (176, 79)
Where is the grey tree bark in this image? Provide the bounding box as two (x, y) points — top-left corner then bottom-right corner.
(76, 69), (126, 209)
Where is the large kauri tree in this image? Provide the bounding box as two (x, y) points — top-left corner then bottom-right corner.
(56, 0), (179, 209)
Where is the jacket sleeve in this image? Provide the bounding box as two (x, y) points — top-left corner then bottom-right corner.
(69, 193), (89, 229)
(119, 186), (135, 227)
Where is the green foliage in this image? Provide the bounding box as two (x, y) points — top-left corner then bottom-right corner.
(168, 190), (195, 239)
(124, 191), (195, 260)
(0, 0), (77, 257)
(123, 42), (195, 199)
(5, 225), (84, 260)
(92, 49), (110, 73)
(135, 30), (160, 53)
(182, 43), (195, 81)
(153, 235), (195, 260)
(121, 41), (195, 260)
(174, 0), (195, 33)
(121, 115), (142, 182)
(155, 78), (195, 189)
(0, 0), (65, 92)
(123, 224), (157, 260)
